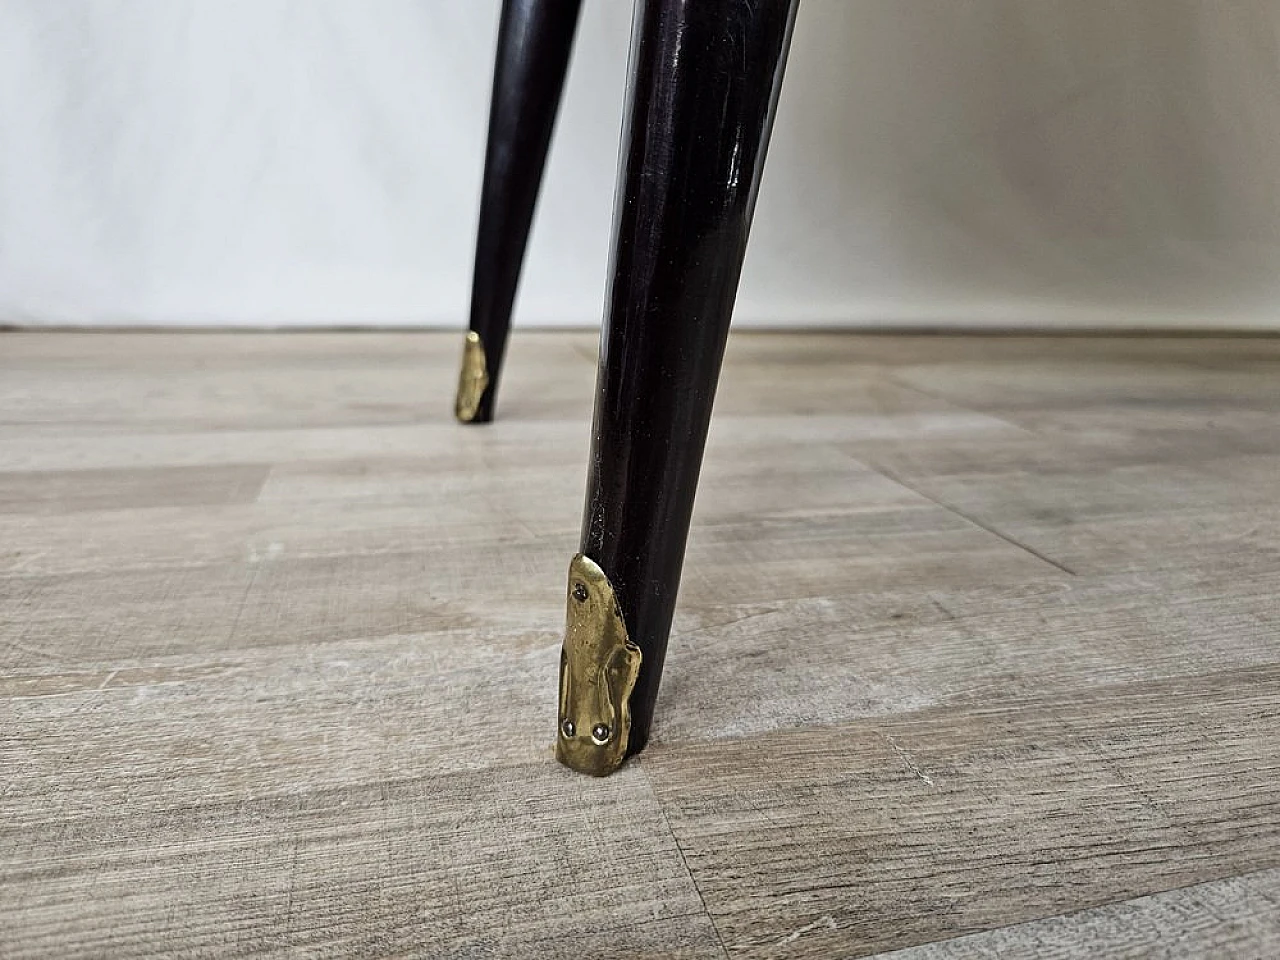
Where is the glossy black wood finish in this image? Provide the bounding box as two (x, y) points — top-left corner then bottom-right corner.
(581, 0), (799, 755)
(465, 0), (582, 423)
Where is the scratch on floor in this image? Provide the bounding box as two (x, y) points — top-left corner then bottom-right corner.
(928, 594), (958, 621)
(684, 606), (782, 640)
(777, 915), (838, 945)
(884, 733), (936, 787)
(225, 563), (261, 645)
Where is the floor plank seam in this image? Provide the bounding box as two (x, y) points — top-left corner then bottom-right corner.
(859, 461), (1079, 576)
(640, 764), (734, 960)
(881, 374), (1034, 434)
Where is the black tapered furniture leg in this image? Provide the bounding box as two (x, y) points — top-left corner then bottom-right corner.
(556, 0), (799, 776)
(456, 0), (583, 424)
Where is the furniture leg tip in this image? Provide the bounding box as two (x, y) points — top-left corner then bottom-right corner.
(455, 331), (491, 423)
(555, 554), (641, 777)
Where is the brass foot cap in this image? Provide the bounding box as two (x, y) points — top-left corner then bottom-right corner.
(556, 554), (641, 776)
(455, 331), (490, 422)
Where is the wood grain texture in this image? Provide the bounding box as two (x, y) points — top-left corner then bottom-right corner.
(874, 868), (1280, 959)
(2, 331), (1278, 958)
(0, 464), (268, 515)
(644, 665), (1280, 957)
(5, 765), (723, 959)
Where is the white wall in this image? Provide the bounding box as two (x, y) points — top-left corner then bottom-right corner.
(3, 0), (1280, 329)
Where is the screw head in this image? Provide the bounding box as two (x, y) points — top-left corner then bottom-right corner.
(561, 719), (575, 738)
(572, 582), (589, 602)
(591, 723), (611, 744)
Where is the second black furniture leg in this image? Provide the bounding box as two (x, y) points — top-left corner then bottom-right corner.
(456, 0), (583, 424)
(556, 0), (799, 776)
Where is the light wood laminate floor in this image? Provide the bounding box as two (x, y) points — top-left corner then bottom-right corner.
(2, 331), (1278, 958)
